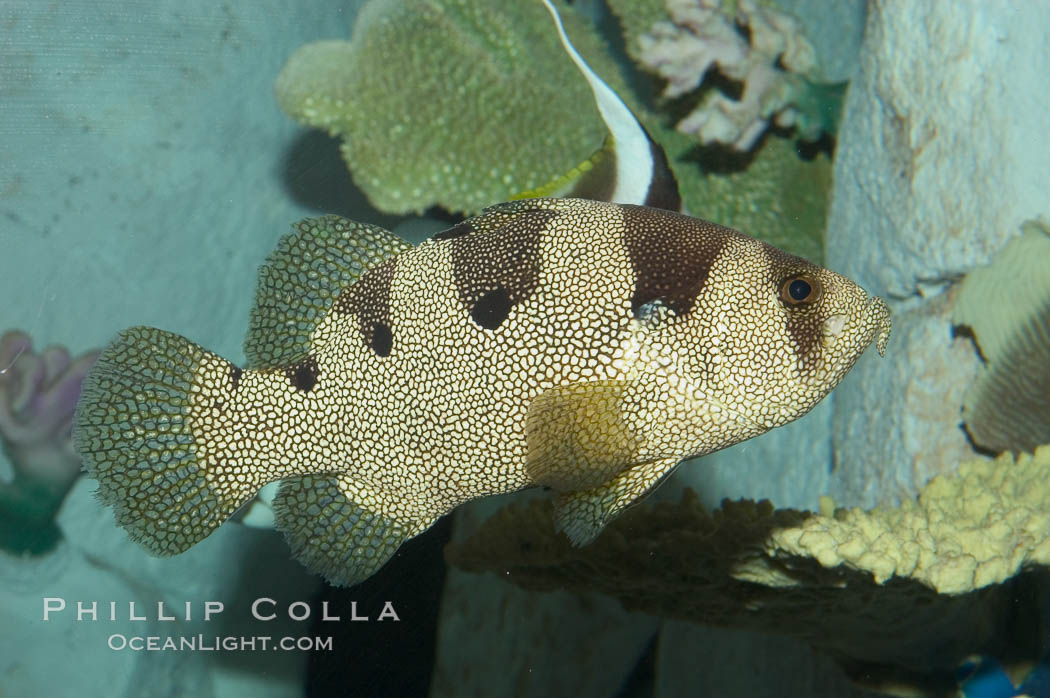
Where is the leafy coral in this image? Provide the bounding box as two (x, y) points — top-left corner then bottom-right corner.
(953, 219), (1050, 455)
(276, 0), (829, 262)
(668, 130), (830, 263)
(603, 0), (671, 60)
(446, 447), (1050, 683)
(276, 0), (614, 215)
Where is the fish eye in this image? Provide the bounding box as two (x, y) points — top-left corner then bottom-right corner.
(780, 274), (822, 306)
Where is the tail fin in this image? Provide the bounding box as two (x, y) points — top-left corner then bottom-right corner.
(73, 326), (260, 555)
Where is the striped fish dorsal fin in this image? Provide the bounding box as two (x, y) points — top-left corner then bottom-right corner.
(516, 0), (681, 211)
(244, 215), (411, 369)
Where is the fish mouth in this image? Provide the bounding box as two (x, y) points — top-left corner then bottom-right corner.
(866, 296), (892, 357)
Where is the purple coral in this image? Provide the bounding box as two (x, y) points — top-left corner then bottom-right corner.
(0, 330), (99, 546)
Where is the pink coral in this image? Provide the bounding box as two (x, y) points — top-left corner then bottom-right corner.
(0, 330), (99, 503)
(638, 0), (819, 151)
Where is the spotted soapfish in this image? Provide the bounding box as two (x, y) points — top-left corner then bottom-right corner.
(72, 3), (891, 587)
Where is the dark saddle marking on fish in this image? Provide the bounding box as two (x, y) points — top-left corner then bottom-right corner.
(450, 208), (556, 330)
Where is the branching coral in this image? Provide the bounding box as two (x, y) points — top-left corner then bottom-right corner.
(765, 448), (1050, 594)
(0, 330), (99, 554)
(447, 447), (1050, 685)
(634, 0), (840, 151)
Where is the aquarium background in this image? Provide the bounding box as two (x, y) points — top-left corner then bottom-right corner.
(2, 1), (1049, 697)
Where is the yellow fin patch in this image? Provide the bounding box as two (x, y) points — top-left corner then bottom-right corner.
(525, 379), (643, 492)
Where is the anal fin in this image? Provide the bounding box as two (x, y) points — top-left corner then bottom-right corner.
(554, 456), (681, 546)
(273, 473), (433, 586)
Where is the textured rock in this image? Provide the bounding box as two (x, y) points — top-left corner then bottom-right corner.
(826, 1), (1050, 299)
(829, 289), (983, 508)
(0, 0), (376, 361)
(0, 478), (318, 698)
(822, 1), (1050, 505)
(655, 623), (884, 698)
(0, 541), (201, 698)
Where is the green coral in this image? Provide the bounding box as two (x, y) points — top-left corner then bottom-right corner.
(667, 129), (830, 263)
(277, 0), (828, 262)
(952, 219), (1050, 455)
(603, 0), (669, 56)
(276, 0), (613, 215)
(446, 447), (1050, 686)
(605, 0), (832, 262)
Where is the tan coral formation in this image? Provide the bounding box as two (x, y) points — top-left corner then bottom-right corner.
(274, 0), (611, 214)
(447, 447), (1050, 677)
(765, 447), (1050, 594)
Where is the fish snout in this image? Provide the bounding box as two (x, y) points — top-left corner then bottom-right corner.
(867, 296), (892, 357)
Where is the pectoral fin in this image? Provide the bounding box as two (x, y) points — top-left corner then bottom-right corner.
(525, 379), (646, 491)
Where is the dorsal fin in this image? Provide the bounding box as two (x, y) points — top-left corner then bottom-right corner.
(245, 215), (411, 369)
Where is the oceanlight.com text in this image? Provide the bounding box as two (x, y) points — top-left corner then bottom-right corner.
(107, 634), (334, 652)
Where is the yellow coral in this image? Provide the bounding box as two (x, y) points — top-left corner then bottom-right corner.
(766, 447), (1050, 594)
(447, 447), (1050, 682)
